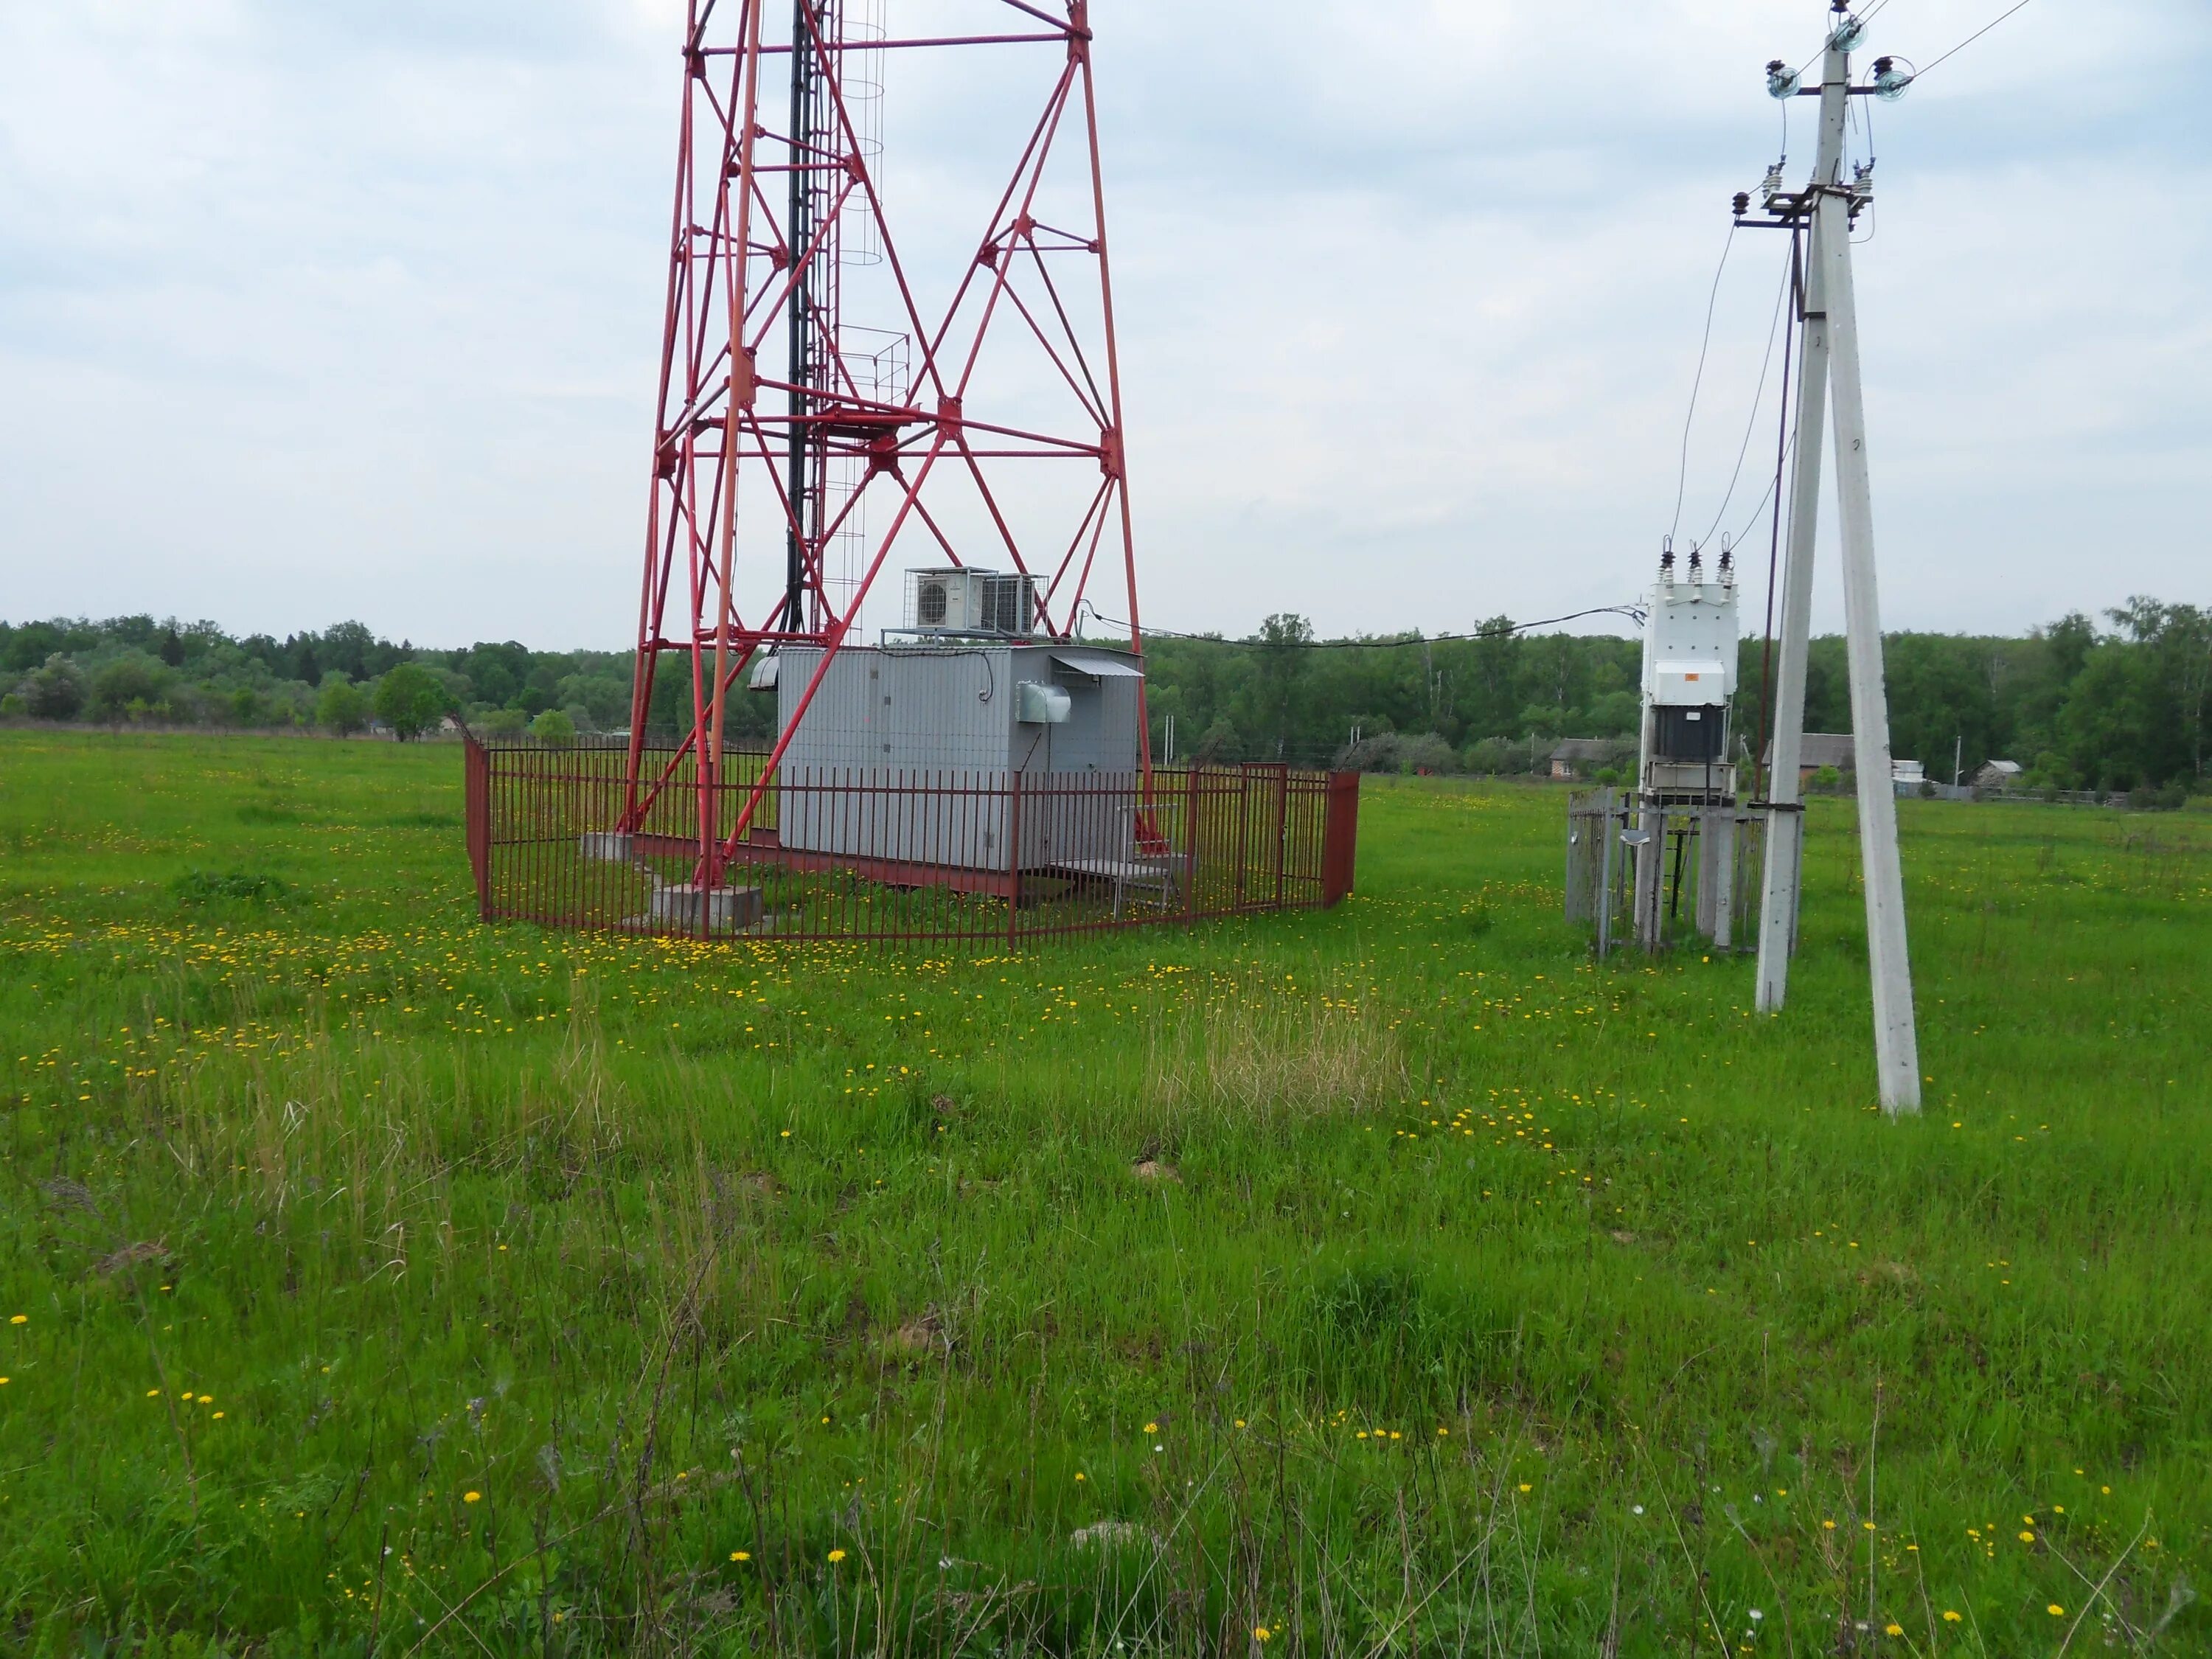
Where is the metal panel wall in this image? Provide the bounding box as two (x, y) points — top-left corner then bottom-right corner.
(773, 644), (1143, 870)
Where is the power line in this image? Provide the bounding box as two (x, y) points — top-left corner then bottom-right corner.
(1731, 429), (1795, 554)
(1696, 237), (1795, 551)
(1077, 605), (1649, 650)
(1668, 223), (1737, 543)
(1916, 0), (2038, 78)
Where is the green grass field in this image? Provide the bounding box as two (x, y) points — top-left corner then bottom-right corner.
(1, 731), (2206, 1656)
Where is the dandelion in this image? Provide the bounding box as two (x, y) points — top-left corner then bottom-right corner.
(1144, 1422), (1158, 1434)
(2048, 1604), (2065, 1617)
(1942, 1611), (1962, 1623)
(731, 1551), (751, 1562)
(1518, 1483), (1531, 1493)
(1075, 1472), (1085, 1481)
(1823, 1520), (1837, 1530)
(2018, 1531), (2035, 1543)
(7, 1315), (23, 1326)
(1253, 1627), (1272, 1644)
(1885, 1624), (1903, 1637)
(1748, 1610), (1763, 1622)
(828, 1548), (847, 1563)
(464, 1491), (481, 1504)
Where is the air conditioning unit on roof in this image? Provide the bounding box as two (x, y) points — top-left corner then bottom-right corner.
(902, 568), (1034, 636)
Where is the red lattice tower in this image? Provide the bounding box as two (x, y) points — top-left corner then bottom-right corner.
(621, 0), (1147, 883)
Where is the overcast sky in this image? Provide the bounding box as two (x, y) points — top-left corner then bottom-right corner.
(3, 0), (2206, 651)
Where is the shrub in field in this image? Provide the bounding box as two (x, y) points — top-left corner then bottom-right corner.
(529, 707), (577, 746)
(86, 654), (169, 726)
(372, 661), (450, 740)
(315, 672), (371, 737)
(20, 652), (86, 719)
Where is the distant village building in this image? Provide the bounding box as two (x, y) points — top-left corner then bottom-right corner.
(1761, 732), (1854, 782)
(1548, 738), (1628, 781)
(1891, 758), (1925, 786)
(1975, 759), (2023, 790)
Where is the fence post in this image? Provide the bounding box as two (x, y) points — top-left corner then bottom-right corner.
(1321, 771), (1360, 906)
(465, 740), (491, 919)
(1006, 771), (1023, 948)
(1183, 765), (1203, 924)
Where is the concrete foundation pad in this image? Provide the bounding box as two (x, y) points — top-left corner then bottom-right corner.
(580, 832), (635, 863)
(647, 883), (765, 933)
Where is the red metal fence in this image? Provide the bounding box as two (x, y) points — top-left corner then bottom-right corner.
(464, 742), (1358, 943)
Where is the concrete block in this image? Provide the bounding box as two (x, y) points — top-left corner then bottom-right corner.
(648, 883), (765, 933)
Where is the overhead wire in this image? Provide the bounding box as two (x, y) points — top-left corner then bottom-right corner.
(1914, 0), (2039, 78)
(1667, 224), (1737, 544)
(1075, 605), (1651, 649)
(1695, 238), (1796, 552)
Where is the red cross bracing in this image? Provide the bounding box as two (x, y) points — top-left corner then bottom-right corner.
(620, 0), (1149, 883)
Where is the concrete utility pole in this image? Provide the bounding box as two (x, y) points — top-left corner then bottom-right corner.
(1748, 4), (1921, 1113)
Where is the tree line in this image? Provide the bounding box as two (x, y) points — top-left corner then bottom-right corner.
(1138, 600), (2212, 793)
(4, 599), (2208, 793)
(0, 617), (634, 744)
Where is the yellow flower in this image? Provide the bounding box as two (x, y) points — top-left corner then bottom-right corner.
(8, 1315), (24, 1325)
(731, 1551), (751, 1562)
(1942, 1611), (1962, 1623)
(828, 1548), (847, 1563)
(1253, 1627), (1272, 1644)
(2019, 1531), (2036, 1543)
(1885, 1625), (1902, 1637)
(1074, 1472), (1085, 1482)
(463, 1491), (481, 1504)
(147, 1389), (159, 1398)
(2048, 1604), (2065, 1617)
(1518, 1483), (1531, 1493)
(1144, 1422), (1158, 1434)
(1822, 1520), (1837, 1530)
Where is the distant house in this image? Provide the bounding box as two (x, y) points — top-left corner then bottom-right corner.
(1548, 738), (1626, 781)
(1975, 759), (2023, 790)
(1761, 733), (1854, 782)
(1891, 758), (1925, 785)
